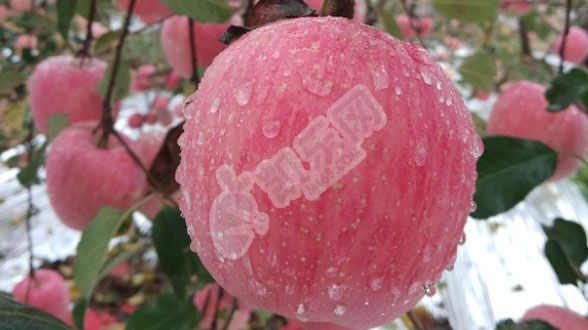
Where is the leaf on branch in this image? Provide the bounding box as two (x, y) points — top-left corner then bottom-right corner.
(0, 68), (27, 94)
(471, 136), (557, 219)
(433, 0), (499, 24)
(542, 218), (588, 286)
(73, 207), (129, 299)
(162, 0), (236, 23)
(545, 68), (588, 113)
(17, 142), (48, 188)
(56, 0), (78, 40)
(495, 318), (557, 330)
(126, 293), (200, 330)
(459, 51), (496, 92)
(0, 294), (71, 330)
(149, 121), (183, 195)
(220, 0), (316, 45)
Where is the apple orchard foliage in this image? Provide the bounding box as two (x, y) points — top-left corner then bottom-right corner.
(0, 0), (587, 330)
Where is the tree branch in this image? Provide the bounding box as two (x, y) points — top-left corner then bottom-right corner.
(559, 0), (573, 73)
(78, 0), (97, 59)
(188, 19), (200, 85)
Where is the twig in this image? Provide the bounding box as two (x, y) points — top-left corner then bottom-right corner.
(111, 131), (178, 208)
(399, 0), (424, 46)
(210, 287), (225, 330)
(78, 0), (98, 59)
(518, 18), (532, 58)
(188, 19), (200, 85)
(24, 120), (37, 301)
(559, 0), (573, 73)
(97, 0), (137, 147)
(221, 298), (239, 330)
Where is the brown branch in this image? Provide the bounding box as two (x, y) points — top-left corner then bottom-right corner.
(78, 0), (97, 59)
(210, 287), (225, 330)
(559, 0), (573, 73)
(97, 0), (137, 148)
(24, 120), (36, 281)
(188, 19), (200, 85)
(519, 18), (532, 58)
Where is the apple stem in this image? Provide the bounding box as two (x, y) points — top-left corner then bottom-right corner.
(188, 19), (200, 85)
(559, 0), (572, 73)
(399, 0), (424, 46)
(222, 298), (239, 330)
(78, 0), (97, 60)
(97, 0), (136, 148)
(210, 286), (225, 330)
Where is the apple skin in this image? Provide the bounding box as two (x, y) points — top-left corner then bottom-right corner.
(161, 15), (232, 78)
(521, 305), (588, 330)
(27, 55), (107, 134)
(552, 26), (588, 64)
(46, 124), (147, 230)
(395, 15), (434, 39)
(116, 0), (171, 24)
(176, 17), (479, 329)
(12, 269), (71, 323)
(487, 81), (588, 181)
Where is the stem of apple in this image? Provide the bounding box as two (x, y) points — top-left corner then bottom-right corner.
(399, 0), (424, 46)
(188, 18), (200, 85)
(79, 0), (97, 60)
(97, 0), (136, 148)
(558, 0), (572, 73)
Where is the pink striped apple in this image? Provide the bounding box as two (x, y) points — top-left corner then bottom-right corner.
(552, 26), (588, 64)
(487, 81), (588, 181)
(177, 17), (479, 329)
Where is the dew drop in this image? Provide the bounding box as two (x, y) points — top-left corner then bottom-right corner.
(370, 277), (383, 291)
(395, 86), (403, 95)
(296, 303), (308, 322)
(372, 65), (389, 90)
(210, 97), (220, 113)
(420, 70), (433, 85)
(414, 138), (427, 166)
(328, 284), (343, 301)
(262, 120), (281, 139)
(459, 232), (467, 245)
(470, 201), (477, 212)
(446, 264), (454, 271)
(333, 304), (347, 316)
(302, 76), (333, 96)
(197, 132), (205, 145)
(235, 81), (253, 106)
(436, 80), (442, 90)
(424, 283), (437, 297)
(471, 135), (484, 158)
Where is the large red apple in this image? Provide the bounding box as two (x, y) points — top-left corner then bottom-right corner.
(46, 124), (148, 230)
(27, 55), (107, 134)
(552, 26), (588, 64)
(487, 81), (588, 181)
(12, 269), (71, 322)
(161, 15), (232, 78)
(177, 17), (479, 329)
(521, 305), (588, 330)
(116, 0), (171, 24)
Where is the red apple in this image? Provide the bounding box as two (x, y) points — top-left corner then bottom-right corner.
(28, 55), (107, 134)
(395, 15), (434, 39)
(487, 81), (588, 181)
(116, 0), (171, 24)
(501, 0), (531, 16)
(12, 269), (71, 322)
(177, 17), (479, 329)
(160, 15), (231, 78)
(521, 305), (588, 330)
(552, 26), (588, 64)
(46, 124), (147, 230)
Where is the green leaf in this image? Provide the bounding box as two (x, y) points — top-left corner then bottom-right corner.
(375, 6), (403, 39)
(126, 293), (199, 330)
(73, 207), (127, 298)
(152, 207), (201, 297)
(0, 68), (27, 94)
(544, 239), (582, 285)
(471, 136), (557, 219)
(17, 142), (48, 188)
(99, 59), (131, 103)
(45, 113), (69, 141)
(545, 68), (588, 112)
(496, 318), (557, 330)
(56, 0), (78, 40)
(433, 0), (499, 23)
(92, 30), (122, 56)
(543, 218), (588, 266)
(0, 294), (71, 330)
(459, 51), (497, 91)
(72, 300), (87, 330)
(161, 0), (236, 23)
